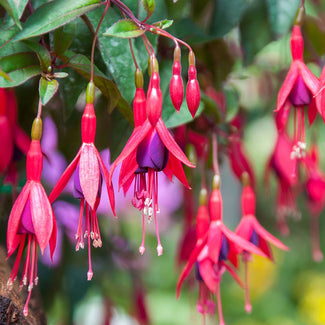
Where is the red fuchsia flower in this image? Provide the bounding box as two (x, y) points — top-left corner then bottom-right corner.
(274, 9), (321, 170)
(49, 82), (115, 280)
(0, 89), (30, 186)
(6, 117), (57, 317)
(177, 177), (265, 325)
(265, 130), (300, 235)
(234, 179), (289, 313)
(170, 45), (184, 112)
(186, 51), (200, 118)
(302, 145), (325, 261)
(110, 60), (194, 256)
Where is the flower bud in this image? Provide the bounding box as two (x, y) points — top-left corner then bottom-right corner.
(86, 81), (95, 104)
(170, 47), (184, 112)
(31, 117), (43, 141)
(186, 52), (200, 118)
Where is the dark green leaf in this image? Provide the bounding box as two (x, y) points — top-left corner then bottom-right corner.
(53, 21), (77, 57)
(240, 0), (272, 64)
(0, 52), (41, 87)
(103, 19), (145, 38)
(152, 19), (173, 30)
(0, 0), (28, 29)
(22, 39), (52, 72)
(0, 68), (11, 81)
(266, 0), (300, 35)
(60, 52), (122, 113)
(39, 77), (59, 105)
(0, 26), (21, 55)
(210, 0), (249, 37)
(224, 86), (239, 122)
(142, 0), (155, 20)
(12, 0), (102, 41)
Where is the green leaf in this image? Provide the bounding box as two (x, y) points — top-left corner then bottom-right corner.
(201, 93), (222, 124)
(152, 19), (173, 30)
(0, 0), (28, 29)
(266, 0), (300, 35)
(239, 0), (272, 64)
(53, 21), (77, 57)
(60, 52), (122, 113)
(224, 86), (239, 122)
(0, 52), (41, 87)
(210, 0), (249, 37)
(142, 0), (155, 20)
(0, 68), (12, 81)
(12, 0), (102, 41)
(103, 19), (145, 38)
(39, 77), (59, 105)
(22, 39), (52, 72)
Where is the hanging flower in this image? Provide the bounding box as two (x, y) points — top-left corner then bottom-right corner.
(49, 82), (115, 280)
(110, 61), (194, 256)
(234, 179), (289, 313)
(6, 117), (57, 317)
(274, 7), (321, 166)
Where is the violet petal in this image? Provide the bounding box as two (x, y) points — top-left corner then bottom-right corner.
(18, 200), (35, 234)
(289, 75), (312, 106)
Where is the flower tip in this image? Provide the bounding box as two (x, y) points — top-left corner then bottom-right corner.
(139, 246), (145, 255)
(245, 303), (252, 314)
(23, 306), (29, 317)
(157, 245), (163, 256)
(87, 271), (93, 281)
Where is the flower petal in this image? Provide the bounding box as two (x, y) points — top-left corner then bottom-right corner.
(276, 63), (298, 112)
(79, 144), (100, 209)
(299, 61), (319, 95)
(156, 118), (195, 168)
(7, 182), (31, 256)
(206, 222), (222, 263)
(96, 147), (116, 217)
(199, 258), (218, 293)
(119, 150), (138, 191)
(49, 206), (57, 260)
(49, 148), (81, 203)
(30, 183), (54, 254)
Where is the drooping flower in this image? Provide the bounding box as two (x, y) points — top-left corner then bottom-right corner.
(6, 117), (57, 317)
(170, 45), (184, 112)
(234, 179), (289, 312)
(275, 7), (321, 167)
(303, 145), (325, 261)
(49, 82), (115, 280)
(265, 130), (300, 235)
(186, 51), (200, 118)
(110, 61), (194, 255)
(177, 176), (265, 324)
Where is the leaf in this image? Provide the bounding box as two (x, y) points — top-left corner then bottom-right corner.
(39, 77), (59, 105)
(152, 19), (173, 30)
(12, 0), (102, 41)
(0, 52), (41, 87)
(224, 86), (239, 122)
(239, 0), (272, 64)
(60, 52), (122, 113)
(0, 68), (12, 81)
(0, 0), (28, 29)
(53, 21), (77, 57)
(266, 0), (300, 35)
(142, 0), (155, 20)
(201, 93), (221, 124)
(22, 39), (52, 72)
(210, 0), (249, 38)
(103, 19), (145, 38)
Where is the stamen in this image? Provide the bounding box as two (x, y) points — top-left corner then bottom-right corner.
(216, 279), (225, 325)
(86, 205), (93, 281)
(21, 235), (32, 287)
(139, 211), (146, 255)
(76, 199), (85, 251)
(244, 256), (252, 313)
(8, 235), (26, 286)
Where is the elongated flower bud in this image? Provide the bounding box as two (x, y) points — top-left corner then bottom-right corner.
(146, 71), (162, 127)
(186, 52), (200, 118)
(133, 69), (147, 127)
(170, 46), (184, 112)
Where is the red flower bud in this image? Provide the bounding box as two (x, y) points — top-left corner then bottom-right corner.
(186, 64), (200, 118)
(170, 60), (184, 112)
(146, 72), (162, 127)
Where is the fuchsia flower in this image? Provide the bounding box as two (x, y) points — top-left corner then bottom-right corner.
(265, 131), (300, 235)
(186, 52), (200, 118)
(234, 182), (289, 313)
(6, 118), (57, 317)
(110, 63), (194, 256)
(49, 82), (115, 280)
(275, 21), (321, 166)
(170, 46), (184, 112)
(177, 176), (266, 325)
(0, 89), (30, 183)
(303, 145), (325, 261)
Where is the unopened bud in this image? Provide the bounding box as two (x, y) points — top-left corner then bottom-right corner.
(31, 117), (42, 140)
(135, 68), (144, 89)
(86, 81), (95, 104)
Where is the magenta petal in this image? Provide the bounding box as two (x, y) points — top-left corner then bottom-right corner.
(289, 75), (312, 106)
(199, 259), (218, 293)
(30, 183), (54, 254)
(79, 144), (100, 209)
(7, 183), (31, 256)
(18, 200), (35, 234)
